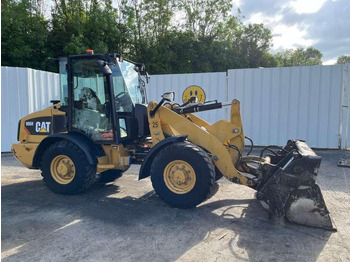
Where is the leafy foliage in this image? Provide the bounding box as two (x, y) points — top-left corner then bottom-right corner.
(2, 0), (341, 74)
(336, 55), (350, 64)
(274, 47), (323, 67)
(1, 0), (49, 70)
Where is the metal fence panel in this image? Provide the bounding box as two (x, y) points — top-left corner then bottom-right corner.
(2, 64), (349, 151)
(341, 64), (350, 148)
(227, 65), (344, 148)
(1, 67), (60, 152)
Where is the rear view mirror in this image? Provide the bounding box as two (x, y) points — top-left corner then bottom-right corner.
(162, 92), (175, 102)
(145, 72), (150, 84)
(138, 64), (150, 83)
(97, 60), (112, 75)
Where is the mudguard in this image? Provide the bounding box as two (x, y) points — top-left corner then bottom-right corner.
(33, 132), (101, 168)
(139, 135), (187, 180)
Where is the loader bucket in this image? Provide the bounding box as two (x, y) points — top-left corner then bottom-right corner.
(256, 140), (336, 231)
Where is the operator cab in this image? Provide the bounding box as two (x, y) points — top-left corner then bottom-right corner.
(59, 51), (149, 144)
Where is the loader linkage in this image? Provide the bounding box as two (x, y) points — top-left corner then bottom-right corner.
(242, 140), (336, 231)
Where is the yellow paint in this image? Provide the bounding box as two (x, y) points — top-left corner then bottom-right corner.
(18, 103), (66, 143)
(163, 160), (196, 194)
(14, 96), (252, 187)
(12, 103), (67, 168)
(148, 99), (249, 186)
(186, 113), (210, 128)
(13, 102), (132, 174)
(38, 128), (48, 132)
(97, 144), (130, 173)
(147, 101), (165, 146)
(50, 155), (76, 184)
(182, 85), (206, 103)
(11, 143), (39, 168)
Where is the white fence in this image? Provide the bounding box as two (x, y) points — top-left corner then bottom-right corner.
(1, 67), (60, 152)
(148, 64), (350, 149)
(1, 64), (349, 152)
(227, 66), (347, 148)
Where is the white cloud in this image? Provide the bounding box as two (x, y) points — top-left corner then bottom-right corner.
(272, 24), (317, 50)
(247, 12), (282, 25)
(323, 58), (337, 65)
(290, 0), (327, 14)
(232, 0), (243, 8)
(235, 0), (350, 60)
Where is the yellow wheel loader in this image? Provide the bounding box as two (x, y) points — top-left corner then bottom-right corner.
(12, 51), (336, 230)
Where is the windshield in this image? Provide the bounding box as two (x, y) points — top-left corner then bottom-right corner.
(119, 60), (144, 104)
(111, 60), (144, 112)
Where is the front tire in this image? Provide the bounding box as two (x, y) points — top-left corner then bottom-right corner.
(150, 142), (215, 209)
(40, 140), (96, 194)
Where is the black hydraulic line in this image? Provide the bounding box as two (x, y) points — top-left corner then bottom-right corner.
(150, 98), (165, 117)
(245, 136), (254, 156)
(228, 143), (242, 169)
(179, 96), (197, 107)
(173, 101), (222, 114)
(259, 145), (289, 159)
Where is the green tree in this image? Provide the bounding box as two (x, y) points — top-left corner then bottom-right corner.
(48, 0), (87, 60)
(2, 0), (280, 73)
(117, 0), (175, 60)
(84, 0), (121, 53)
(231, 23), (276, 68)
(336, 55), (350, 64)
(1, 0), (49, 70)
(275, 47), (323, 67)
(178, 0), (242, 41)
(48, 0), (121, 63)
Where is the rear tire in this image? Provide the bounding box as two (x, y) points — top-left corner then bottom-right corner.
(40, 140), (96, 194)
(150, 141), (215, 209)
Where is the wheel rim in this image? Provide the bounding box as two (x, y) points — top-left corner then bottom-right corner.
(163, 160), (196, 194)
(50, 155), (76, 184)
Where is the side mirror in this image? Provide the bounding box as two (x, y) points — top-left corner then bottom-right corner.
(97, 60), (112, 75)
(162, 92), (175, 102)
(145, 72), (150, 84)
(150, 92), (175, 117)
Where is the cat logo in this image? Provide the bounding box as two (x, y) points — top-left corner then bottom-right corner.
(35, 122), (51, 133)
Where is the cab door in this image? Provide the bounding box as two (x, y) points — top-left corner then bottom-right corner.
(68, 57), (116, 143)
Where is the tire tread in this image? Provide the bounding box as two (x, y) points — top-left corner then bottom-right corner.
(151, 141), (215, 208)
(40, 140), (96, 194)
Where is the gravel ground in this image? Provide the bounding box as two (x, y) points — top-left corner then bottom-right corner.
(1, 149), (350, 262)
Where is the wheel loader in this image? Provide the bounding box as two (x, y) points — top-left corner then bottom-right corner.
(12, 51), (336, 230)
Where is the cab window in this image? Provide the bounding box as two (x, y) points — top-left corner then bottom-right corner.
(71, 58), (114, 141)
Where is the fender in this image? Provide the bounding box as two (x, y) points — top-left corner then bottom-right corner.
(139, 135), (187, 180)
(33, 132), (101, 168)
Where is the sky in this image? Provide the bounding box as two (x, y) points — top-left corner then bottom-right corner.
(232, 0), (350, 64)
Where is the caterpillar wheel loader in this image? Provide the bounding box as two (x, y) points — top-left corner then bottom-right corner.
(12, 51), (336, 231)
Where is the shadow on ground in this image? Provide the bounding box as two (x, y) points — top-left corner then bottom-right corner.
(1, 177), (333, 262)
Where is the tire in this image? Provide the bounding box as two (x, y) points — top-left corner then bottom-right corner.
(150, 141), (215, 209)
(40, 140), (96, 194)
(98, 169), (122, 183)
